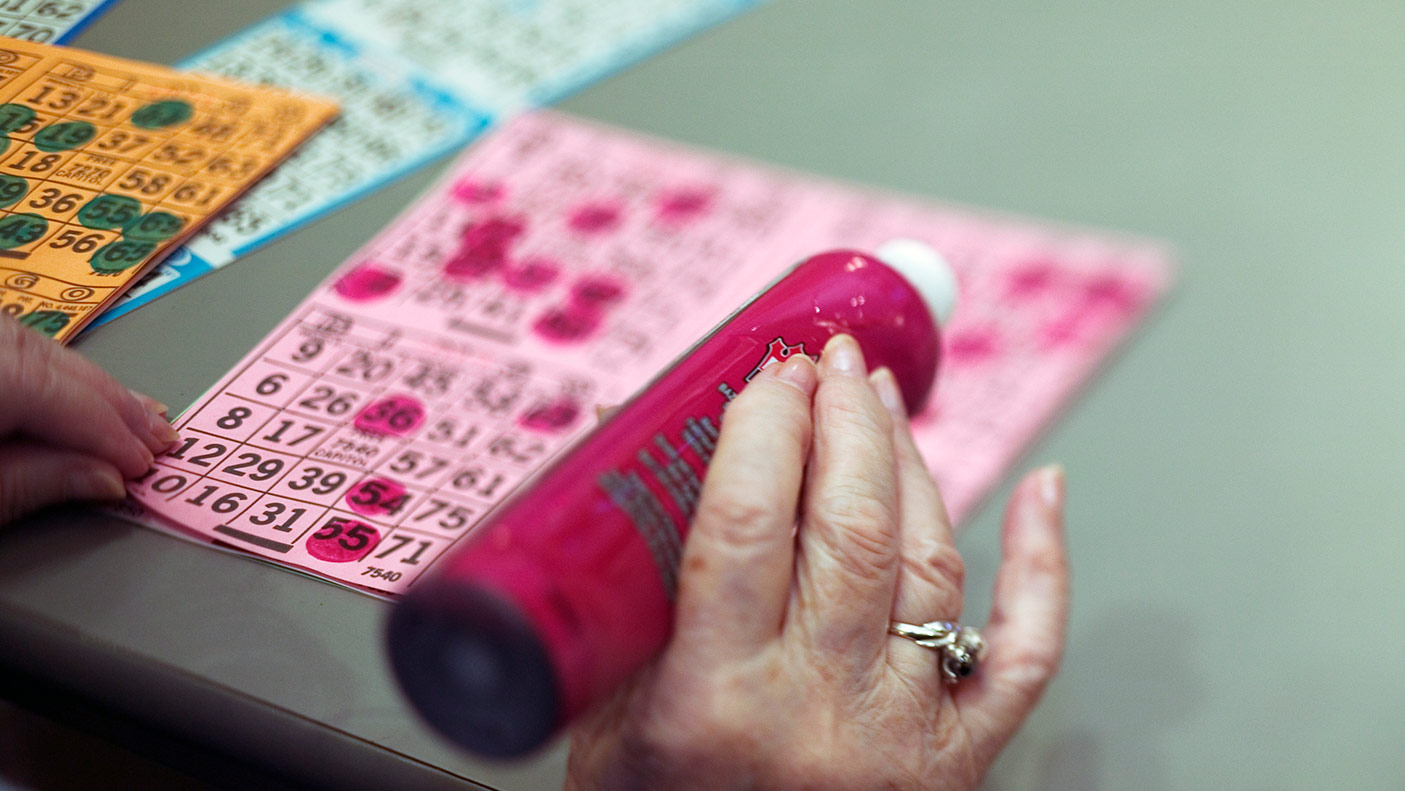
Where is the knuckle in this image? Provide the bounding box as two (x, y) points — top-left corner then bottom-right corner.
(906, 537), (966, 594)
(817, 382), (892, 436)
(694, 493), (781, 549)
(812, 487), (899, 576)
(1025, 544), (1070, 582)
(999, 643), (1064, 693)
(814, 481), (896, 535)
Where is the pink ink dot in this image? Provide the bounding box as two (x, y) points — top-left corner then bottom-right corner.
(354, 395), (427, 437)
(459, 216), (525, 246)
(451, 179), (504, 204)
(444, 249), (506, 280)
(1040, 313), (1086, 348)
(1081, 275), (1142, 314)
(305, 518), (381, 563)
(533, 304), (600, 344)
(444, 249), (504, 280)
(655, 188), (713, 224)
(568, 202), (622, 234)
(1006, 262), (1059, 299)
(445, 215), (525, 280)
(503, 257), (561, 293)
(333, 263), (402, 302)
(945, 328), (1002, 365)
(570, 275), (627, 311)
(344, 477), (410, 517)
(520, 398), (582, 433)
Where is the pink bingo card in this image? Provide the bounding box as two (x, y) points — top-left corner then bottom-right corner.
(125, 111), (1172, 595)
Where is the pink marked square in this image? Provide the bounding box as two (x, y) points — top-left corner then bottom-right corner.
(340, 475), (431, 523)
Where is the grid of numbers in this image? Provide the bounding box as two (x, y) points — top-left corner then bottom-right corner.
(0, 0), (113, 44)
(0, 37), (337, 341)
(303, 0), (756, 112)
(133, 305), (597, 589)
(0, 58), (260, 316)
(181, 14), (483, 263)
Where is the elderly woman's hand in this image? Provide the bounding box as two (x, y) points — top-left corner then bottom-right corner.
(566, 334), (1069, 791)
(0, 314), (177, 525)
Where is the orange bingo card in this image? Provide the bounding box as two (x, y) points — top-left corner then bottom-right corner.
(0, 36), (338, 343)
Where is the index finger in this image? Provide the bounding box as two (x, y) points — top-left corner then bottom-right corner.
(0, 317), (155, 476)
(672, 355), (818, 659)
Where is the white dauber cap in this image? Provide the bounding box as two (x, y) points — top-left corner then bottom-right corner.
(875, 238), (959, 326)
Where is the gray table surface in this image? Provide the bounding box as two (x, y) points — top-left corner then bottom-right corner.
(2, 0), (1403, 789)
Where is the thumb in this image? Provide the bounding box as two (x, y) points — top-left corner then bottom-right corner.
(0, 441), (129, 526)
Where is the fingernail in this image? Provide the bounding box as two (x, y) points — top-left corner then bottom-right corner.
(129, 388), (168, 417)
(821, 334), (865, 376)
(869, 367), (905, 418)
(1039, 465), (1064, 507)
(147, 410), (179, 449)
(773, 354), (817, 390)
(67, 467), (127, 501)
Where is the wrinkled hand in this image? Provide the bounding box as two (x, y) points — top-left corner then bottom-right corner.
(0, 314), (178, 525)
(566, 335), (1069, 791)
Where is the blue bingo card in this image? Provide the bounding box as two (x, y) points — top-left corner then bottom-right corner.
(88, 0), (756, 329)
(297, 0), (758, 113)
(0, 0), (122, 44)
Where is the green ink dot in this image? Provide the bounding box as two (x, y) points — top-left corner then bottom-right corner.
(0, 103), (35, 135)
(130, 100), (193, 130)
(123, 210), (184, 242)
(77, 193), (141, 230)
(89, 238), (156, 273)
(18, 309), (70, 337)
(0, 213), (47, 249)
(33, 121), (96, 152)
(0, 174), (27, 208)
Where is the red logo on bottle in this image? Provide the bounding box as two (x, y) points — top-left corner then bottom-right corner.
(745, 337), (811, 382)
